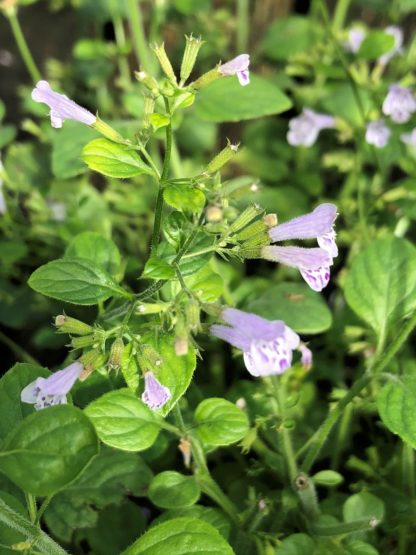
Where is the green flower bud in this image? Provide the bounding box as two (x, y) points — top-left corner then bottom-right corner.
(137, 344), (162, 370)
(239, 246), (263, 259)
(180, 35), (205, 83)
(151, 42), (177, 83)
(109, 337), (124, 370)
(185, 299), (201, 333)
(231, 204), (263, 234)
(241, 231), (270, 249)
(235, 219), (267, 241)
(206, 140), (239, 174)
(79, 350), (106, 381)
(71, 335), (96, 349)
(55, 314), (93, 336)
(92, 116), (126, 143)
(190, 66), (221, 90)
(134, 70), (159, 95)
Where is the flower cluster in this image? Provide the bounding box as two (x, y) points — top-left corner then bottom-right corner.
(287, 109), (335, 147)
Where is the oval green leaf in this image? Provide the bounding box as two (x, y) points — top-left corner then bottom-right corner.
(358, 30), (395, 60)
(65, 231), (121, 276)
(85, 389), (161, 451)
(163, 184), (206, 213)
(148, 471), (201, 509)
(0, 405), (99, 496)
(343, 492), (385, 523)
(195, 398), (249, 446)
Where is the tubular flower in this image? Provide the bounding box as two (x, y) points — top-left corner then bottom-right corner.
(141, 371), (171, 410)
(210, 308), (311, 377)
(287, 109), (335, 147)
(365, 120), (391, 148)
(263, 203), (338, 291)
(21, 361), (83, 410)
(382, 84), (416, 124)
(219, 54), (250, 86)
(31, 80), (96, 128)
(345, 27), (366, 53)
(378, 26), (403, 66)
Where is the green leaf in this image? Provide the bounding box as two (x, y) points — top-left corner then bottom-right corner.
(121, 517), (235, 555)
(163, 184), (206, 213)
(82, 138), (153, 178)
(322, 84), (372, 126)
(262, 16), (317, 60)
(142, 257), (175, 280)
(195, 75), (292, 122)
(52, 121), (97, 178)
(344, 236), (416, 340)
(345, 540), (379, 555)
(377, 375), (416, 448)
(121, 343), (140, 393)
(245, 282), (332, 334)
(150, 113), (170, 130)
(0, 405), (99, 496)
(85, 389), (161, 451)
(154, 506), (231, 539)
(0, 363), (50, 441)
(194, 398), (249, 446)
(185, 264), (223, 302)
(28, 257), (130, 305)
(0, 241), (28, 268)
(148, 471), (201, 509)
(343, 492), (385, 523)
(312, 470), (344, 487)
(143, 335), (196, 416)
(274, 533), (315, 555)
(358, 30), (395, 59)
(65, 231), (121, 276)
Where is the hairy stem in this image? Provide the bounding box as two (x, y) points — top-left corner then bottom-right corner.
(127, 0), (154, 73)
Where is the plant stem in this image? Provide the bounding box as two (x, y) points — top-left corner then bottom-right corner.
(237, 0), (249, 52)
(402, 443), (415, 498)
(110, 0), (132, 87)
(6, 10), (41, 83)
(25, 493), (37, 524)
(0, 330), (39, 365)
(127, 0), (154, 73)
(332, 0), (352, 32)
(311, 517), (378, 536)
(0, 497), (69, 555)
(302, 309), (416, 473)
(35, 495), (53, 525)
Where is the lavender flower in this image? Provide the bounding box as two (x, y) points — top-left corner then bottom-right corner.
(378, 26), (403, 66)
(287, 109), (335, 147)
(345, 27), (366, 53)
(219, 54), (250, 86)
(365, 120), (391, 148)
(31, 80), (96, 128)
(21, 361), (83, 410)
(382, 85), (416, 124)
(141, 371), (171, 410)
(400, 129), (416, 146)
(210, 307), (311, 377)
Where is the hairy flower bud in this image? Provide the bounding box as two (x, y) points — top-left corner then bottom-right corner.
(79, 350), (106, 380)
(186, 299), (201, 332)
(70, 335), (96, 349)
(109, 337), (124, 370)
(206, 205), (223, 223)
(92, 116), (126, 143)
(206, 141), (239, 174)
(180, 35), (205, 83)
(190, 67), (221, 90)
(232, 204), (264, 234)
(151, 42), (177, 83)
(137, 344), (162, 370)
(55, 314), (94, 336)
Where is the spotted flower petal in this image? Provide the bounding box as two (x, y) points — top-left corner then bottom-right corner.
(141, 372), (171, 410)
(219, 54), (250, 86)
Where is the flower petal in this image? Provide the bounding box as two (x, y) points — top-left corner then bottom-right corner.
(38, 361), (83, 395)
(317, 229), (338, 258)
(237, 70), (250, 86)
(268, 203), (337, 242)
(141, 372), (171, 410)
(219, 54), (250, 76)
(221, 308), (285, 342)
(300, 266), (331, 292)
(20, 381), (40, 404)
(243, 338), (293, 377)
(262, 245), (332, 271)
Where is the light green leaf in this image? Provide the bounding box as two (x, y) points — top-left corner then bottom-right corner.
(65, 231), (121, 276)
(345, 540), (379, 555)
(82, 138), (154, 178)
(312, 470), (344, 487)
(150, 113), (170, 130)
(262, 16), (317, 60)
(0, 363), (50, 441)
(358, 30), (395, 59)
(121, 517), (235, 555)
(344, 236), (416, 340)
(274, 533), (315, 555)
(343, 492), (384, 523)
(28, 257), (131, 305)
(142, 257), (175, 280)
(0, 405), (99, 496)
(154, 506), (231, 539)
(163, 184), (206, 213)
(322, 84), (372, 126)
(245, 282), (332, 334)
(85, 389), (161, 451)
(377, 375), (416, 448)
(185, 264), (223, 302)
(195, 398), (249, 446)
(148, 471), (201, 509)
(195, 75), (292, 122)
(121, 343), (140, 393)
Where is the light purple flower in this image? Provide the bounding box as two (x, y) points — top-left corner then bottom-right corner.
(382, 85), (416, 124)
(262, 246), (333, 292)
(31, 80), (96, 128)
(287, 109), (335, 147)
(141, 371), (171, 410)
(365, 120), (391, 148)
(400, 128), (416, 146)
(210, 307), (311, 377)
(378, 26), (403, 66)
(345, 27), (366, 53)
(21, 361), (83, 410)
(219, 54), (250, 86)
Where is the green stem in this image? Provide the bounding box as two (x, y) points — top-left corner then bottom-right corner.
(332, 0), (352, 32)
(271, 376), (298, 482)
(6, 10), (41, 83)
(311, 517), (378, 536)
(139, 146), (161, 178)
(237, 0), (249, 52)
(173, 403), (187, 434)
(295, 473), (320, 521)
(127, 0), (154, 73)
(402, 443), (415, 498)
(35, 495), (53, 526)
(110, 0), (132, 87)
(161, 99), (172, 181)
(25, 493), (37, 524)
(302, 309), (416, 473)
(150, 186), (165, 254)
(0, 330), (39, 365)
(0, 497), (69, 555)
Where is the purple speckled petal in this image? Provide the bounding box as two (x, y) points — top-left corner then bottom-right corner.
(141, 372), (171, 410)
(237, 70), (250, 86)
(36, 362), (83, 395)
(243, 337), (293, 377)
(300, 265), (331, 292)
(262, 245), (332, 271)
(32, 80), (96, 128)
(219, 54), (250, 75)
(317, 229), (338, 258)
(299, 344), (313, 369)
(269, 203), (337, 242)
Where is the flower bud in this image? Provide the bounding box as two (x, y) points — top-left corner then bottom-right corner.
(263, 213), (278, 228)
(79, 350), (106, 381)
(151, 42), (177, 83)
(179, 437), (192, 468)
(239, 246), (263, 259)
(185, 299), (201, 332)
(135, 302), (167, 315)
(180, 35), (205, 83)
(137, 344), (162, 370)
(236, 219), (267, 241)
(175, 316), (189, 356)
(134, 70), (159, 95)
(55, 314), (94, 336)
(231, 204), (263, 233)
(205, 205), (223, 223)
(190, 67), (221, 90)
(92, 116), (126, 143)
(206, 141), (239, 174)
(143, 94), (155, 129)
(109, 337), (124, 370)
(241, 231), (270, 249)
(70, 335), (96, 349)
